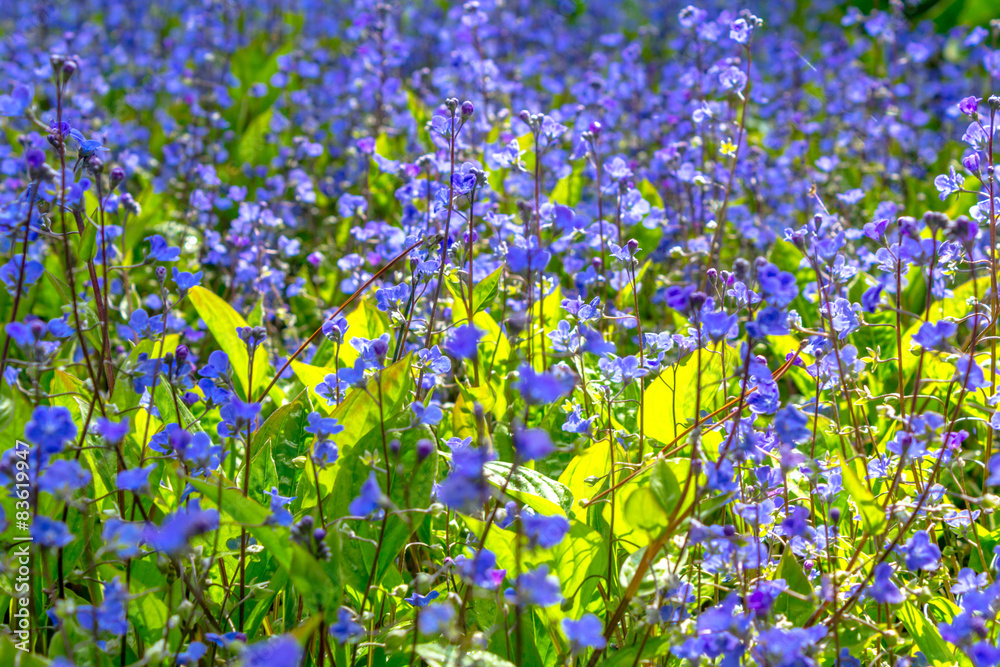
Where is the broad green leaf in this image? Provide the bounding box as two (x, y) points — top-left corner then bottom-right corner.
(896, 602), (971, 667)
(415, 644), (516, 667)
(253, 391), (312, 498)
(839, 455), (886, 534)
(773, 548), (815, 620)
(644, 346), (727, 447)
(482, 460), (573, 516)
(290, 359), (336, 407)
(594, 637), (673, 667)
(188, 286), (281, 403)
(551, 162), (584, 207)
(618, 545), (674, 597)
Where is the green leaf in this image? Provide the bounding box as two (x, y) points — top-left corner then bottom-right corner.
(152, 373), (204, 431)
(773, 549), (815, 620)
(551, 162), (584, 207)
(473, 265), (503, 315)
(415, 644), (516, 667)
(253, 391), (312, 498)
(896, 602), (972, 667)
(482, 461), (574, 516)
(643, 347), (727, 446)
(188, 285), (281, 403)
(594, 636), (673, 667)
(618, 545), (674, 597)
(649, 457), (695, 517)
(623, 487), (672, 533)
(839, 455), (886, 535)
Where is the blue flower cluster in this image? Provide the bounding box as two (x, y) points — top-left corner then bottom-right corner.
(4, 1), (1000, 666)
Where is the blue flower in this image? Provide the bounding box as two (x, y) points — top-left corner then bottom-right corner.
(438, 439), (494, 511)
(0, 256), (44, 295)
(750, 306), (790, 337)
(701, 306), (737, 341)
(321, 316), (349, 343)
(101, 519), (143, 559)
(176, 642), (207, 665)
(199, 350), (231, 379)
(329, 608), (364, 644)
(505, 565), (562, 607)
(305, 412), (344, 438)
(418, 602), (455, 635)
(337, 193), (367, 218)
(953, 355), (991, 390)
(454, 549), (505, 590)
(32, 516), (75, 548)
(417, 346), (451, 375)
(751, 626), (827, 667)
(444, 324), (483, 360)
(76, 578), (128, 636)
(514, 364), (575, 405)
(522, 511), (570, 549)
(757, 263), (798, 308)
(143, 499), (219, 556)
(563, 406), (596, 435)
(507, 237), (551, 273)
(265, 487), (296, 527)
(562, 614), (607, 653)
(241, 635), (303, 667)
(204, 631), (247, 649)
(774, 405), (810, 445)
(866, 562), (905, 604)
(404, 590), (440, 608)
(830, 298), (860, 339)
(514, 427), (554, 460)
(903, 530), (941, 572)
(172, 267), (203, 293)
(412, 401), (444, 426)
(146, 234), (181, 262)
(95, 417), (130, 443)
(38, 460), (91, 499)
(25, 406), (78, 454)
(913, 320), (957, 351)
(349, 472), (385, 517)
(952, 568), (988, 595)
(217, 398), (261, 438)
(0, 84), (31, 117)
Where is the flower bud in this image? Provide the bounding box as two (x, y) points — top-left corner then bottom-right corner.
(460, 100), (474, 118)
(416, 438), (434, 461)
(110, 166), (126, 190)
(732, 257), (750, 282)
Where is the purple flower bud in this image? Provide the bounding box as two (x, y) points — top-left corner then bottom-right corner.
(110, 166), (126, 190)
(416, 439), (434, 461)
(963, 152), (981, 173)
(26, 148), (46, 172)
(460, 100), (474, 118)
